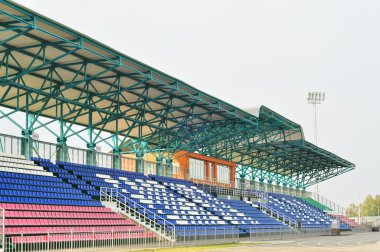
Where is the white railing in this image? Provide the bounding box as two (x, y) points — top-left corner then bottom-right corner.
(3, 229), (167, 252)
(235, 178), (307, 197)
(195, 181), (269, 204)
(308, 192), (347, 216)
(190, 177), (232, 189)
(258, 204), (297, 228)
(100, 187), (176, 242)
(0, 207), (4, 252)
(3, 227), (241, 252)
(175, 226), (239, 246)
(249, 226), (330, 241)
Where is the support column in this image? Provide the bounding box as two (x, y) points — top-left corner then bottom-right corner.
(259, 178), (265, 191)
(156, 156), (163, 176)
(295, 185), (301, 197)
(56, 137), (68, 162)
(136, 151), (144, 173)
(276, 182), (281, 193)
(86, 143), (97, 166)
(301, 187), (307, 197)
(239, 174), (246, 190)
(87, 104), (96, 166)
(57, 104), (68, 162)
(21, 129), (33, 159)
(21, 98), (34, 159)
(112, 148), (121, 170)
(165, 159), (173, 177)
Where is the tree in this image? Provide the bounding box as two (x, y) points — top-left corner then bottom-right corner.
(347, 194), (380, 217)
(346, 203), (358, 217)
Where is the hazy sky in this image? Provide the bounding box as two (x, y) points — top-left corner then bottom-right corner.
(7, 0), (380, 207)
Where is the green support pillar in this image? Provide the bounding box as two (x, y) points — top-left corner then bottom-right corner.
(87, 104), (96, 166)
(301, 186), (307, 197)
(57, 104), (68, 162)
(86, 143), (97, 166)
(136, 151), (144, 173)
(258, 168), (265, 192)
(56, 137), (68, 162)
(156, 156), (163, 176)
(21, 103), (35, 160)
(21, 129), (33, 159)
(165, 159), (173, 177)
(239, 173), (246, 190)
(251, 177), (256, 190)
(112, 148), (121, 170)
(276, 181), (281, 194)
(295, 185), (301, 197)
(267, 179), (273, 192)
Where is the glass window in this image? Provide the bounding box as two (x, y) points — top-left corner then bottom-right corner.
(209, 162), (213, 180)
(217, 164), (230, 183)
(189, 158), (205, 179)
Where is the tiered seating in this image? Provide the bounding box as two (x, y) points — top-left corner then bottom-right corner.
(332, 214), (362, 228)
(52, 162), (233, 237)
(151, 176), (289, 235)
(1, 203), (141, 235)
(218, 198), (288, 233)
(266, 193), (351, 230)
(301, 197), (333, 212)
(0, 156), (98, 206)
(0, 152), (357, 248)
(0, 154), (153, 246)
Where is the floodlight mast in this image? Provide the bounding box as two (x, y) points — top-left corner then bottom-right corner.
(307, 92), (326, 196)
(307, 92), (325, 145)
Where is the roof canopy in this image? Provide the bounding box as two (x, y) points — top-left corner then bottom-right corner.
(0, 0), (354, 188)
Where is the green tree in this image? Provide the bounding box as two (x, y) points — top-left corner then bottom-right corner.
(346, 203), (358, 217)
(347, 194), (380, 217)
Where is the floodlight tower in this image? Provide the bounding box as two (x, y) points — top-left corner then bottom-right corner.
(307, 92), (326, 195)
(307, 92), (325, 145)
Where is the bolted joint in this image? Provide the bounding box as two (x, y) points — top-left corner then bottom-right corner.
(86, 143), (96, 150)
(56, 137), (67, 144)
(113, 147), (121, 156)
(22, 129), (33, 136)
(136, 150), (144, 159)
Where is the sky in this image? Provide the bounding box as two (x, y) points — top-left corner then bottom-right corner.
(6, 0), (380, 207)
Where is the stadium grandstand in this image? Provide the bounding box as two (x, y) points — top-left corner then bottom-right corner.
(0, 0), (360, 251)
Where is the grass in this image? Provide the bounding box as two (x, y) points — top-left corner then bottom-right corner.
(126, 242), (267, 252)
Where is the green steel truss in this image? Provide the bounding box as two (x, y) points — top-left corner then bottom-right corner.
(0, 0), (354, 187)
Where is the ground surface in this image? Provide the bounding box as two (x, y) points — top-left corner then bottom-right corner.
(129, 232), (380, 252)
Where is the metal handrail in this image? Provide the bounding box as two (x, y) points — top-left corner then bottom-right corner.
(258, 204), (297, 227)
(0, 207), (5, 252)
(309, 192), (347, 215)
(196, 182), (269, 205)
(190, 177), (232, 189)
(100, 187), (176, 241)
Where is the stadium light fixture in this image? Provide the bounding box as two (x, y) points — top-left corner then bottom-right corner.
(307, 92), (326, 146)
(307, 92), (326, 196)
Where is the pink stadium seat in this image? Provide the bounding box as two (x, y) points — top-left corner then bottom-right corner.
(0, 203), (113, 213)
(3, 202), (142, 244)
(11, 231), (156, 244)
(332, 214), (362, 228)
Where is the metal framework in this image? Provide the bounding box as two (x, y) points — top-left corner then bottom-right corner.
(0, 0), (354, 188)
